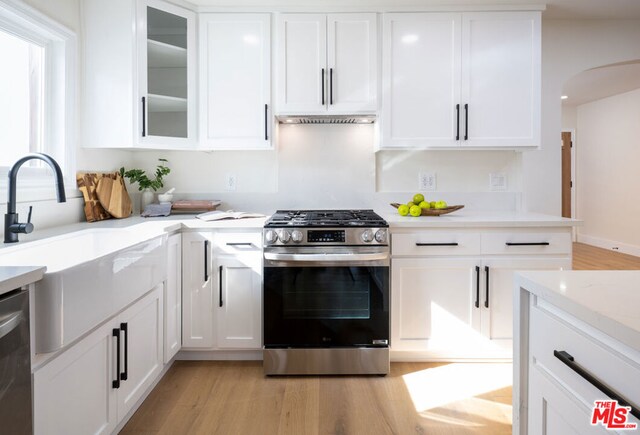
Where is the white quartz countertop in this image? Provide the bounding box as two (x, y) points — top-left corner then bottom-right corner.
(516, 270), (640, 352)
(0, 266), (46, 296)
(382, 210), (580, 228)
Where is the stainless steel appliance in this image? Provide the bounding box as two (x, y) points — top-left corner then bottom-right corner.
(0, 289), (32, 434)
(263, 210), (389, 375)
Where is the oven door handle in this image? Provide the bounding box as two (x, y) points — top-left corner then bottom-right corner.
(264, 252), (389, 262)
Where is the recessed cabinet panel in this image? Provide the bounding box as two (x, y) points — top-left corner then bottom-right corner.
(462, 12), (540, 147)
(200, 14), (271, 149)
(277, 14), (327, 113)
(327, 14), (377, 112)
(382, 13), (461, 147)
(182, 233), (214, 348)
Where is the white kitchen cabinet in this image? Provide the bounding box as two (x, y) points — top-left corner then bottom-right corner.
(182, 230), (263, 351)
(382, 13), (461, 148)
(380, 11), (540, 149)
(83, 0), (196, 149)
(164, 233), (181, 362)
(391, 227), (572, 359)
(34, 287), (163, 435)
(276, 13), (377, 114)
(215, 255), (262, 349)
(116, 285), (164, 419)
(391, 257), (482, 357)
(199, 14), (272, 150)
(182, 232), (214, 348)
(480, 257), (571, 351)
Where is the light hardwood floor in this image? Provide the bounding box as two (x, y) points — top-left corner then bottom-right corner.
(121, 242), (640, 435)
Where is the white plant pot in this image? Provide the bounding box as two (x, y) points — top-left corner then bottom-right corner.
(140, 189), (155, 211)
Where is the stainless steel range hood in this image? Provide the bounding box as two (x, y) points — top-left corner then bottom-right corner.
(276, 114), (376, 124)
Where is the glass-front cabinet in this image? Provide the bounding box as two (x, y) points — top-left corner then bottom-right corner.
(83, 0), (196, 149)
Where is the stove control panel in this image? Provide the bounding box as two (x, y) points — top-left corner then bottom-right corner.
(263, 228), (388, 246)
(308, 230), (345, 243)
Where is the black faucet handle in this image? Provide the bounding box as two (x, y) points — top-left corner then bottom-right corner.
(27, 206), (32, 223)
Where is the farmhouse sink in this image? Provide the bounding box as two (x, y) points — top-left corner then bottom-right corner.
(0, 228), (167, 353)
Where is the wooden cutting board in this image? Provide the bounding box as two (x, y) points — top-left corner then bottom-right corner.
(77, 172), (112, 222)
(96, 174), (132, 218)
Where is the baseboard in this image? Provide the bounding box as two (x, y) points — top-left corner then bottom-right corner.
(577, 234), (640, 258)
(177, 349), (263, 360)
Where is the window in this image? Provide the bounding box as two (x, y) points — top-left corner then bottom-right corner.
(0, 0), (76, 199)
(0, 29), (44, 166)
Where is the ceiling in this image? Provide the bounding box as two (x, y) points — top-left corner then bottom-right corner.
(189, 0), (640, 19)
(562, 61), (640, 106)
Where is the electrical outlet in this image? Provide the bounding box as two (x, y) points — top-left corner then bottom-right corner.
(418, 172), (436, 191)
(489, 173), (507, 191)
(225, 173), (237, 191)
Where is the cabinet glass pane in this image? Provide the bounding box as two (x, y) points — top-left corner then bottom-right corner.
(146, 7), (187, 138)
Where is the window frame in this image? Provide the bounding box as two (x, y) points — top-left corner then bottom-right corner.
(0, 0), (76, 203)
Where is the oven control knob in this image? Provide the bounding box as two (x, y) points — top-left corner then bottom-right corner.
(278, 230), (291, 243)
(265, 230), (278, 244)
(361, 229), (374, 243)
(291, 230), (303, 243)
(375, 229), (387, 243)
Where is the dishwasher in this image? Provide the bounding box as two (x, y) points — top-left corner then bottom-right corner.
(0, 288), (32, 434)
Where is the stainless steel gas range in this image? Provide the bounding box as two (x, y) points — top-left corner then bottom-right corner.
(262, 210), (390, 376)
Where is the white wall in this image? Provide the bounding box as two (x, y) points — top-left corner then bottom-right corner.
(523, 19), (640, 215)
(561, 105), (577, 132)
(130, 124), (521, 214)
(576, 87), (640, 255)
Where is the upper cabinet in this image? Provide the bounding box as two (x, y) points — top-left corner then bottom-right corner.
(199, 14), (271, 150)
(380, 11), (541, 149)
(276, 13), (377, 115)
(83, 0), (196, 149)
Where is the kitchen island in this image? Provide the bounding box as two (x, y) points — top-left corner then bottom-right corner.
(513, 270), (640, 434)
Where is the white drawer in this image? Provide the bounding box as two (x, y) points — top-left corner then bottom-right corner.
(392, 232), (481, 256)
(481, 231), (571, 255)
(212, 231), (262, 254)
(529, 298), (640, 421)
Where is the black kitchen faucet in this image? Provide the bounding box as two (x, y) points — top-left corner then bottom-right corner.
(4, 153), (66, 243)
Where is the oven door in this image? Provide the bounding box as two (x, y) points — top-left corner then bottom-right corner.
(263, 247), (389, 348)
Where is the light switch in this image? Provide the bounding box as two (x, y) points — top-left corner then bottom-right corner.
(225, 173), (237, 191)
(419, 172), (436, 191)
(490, 173), (507, 191)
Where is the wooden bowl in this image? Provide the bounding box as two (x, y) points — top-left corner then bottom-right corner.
(390, 203), (465, 217)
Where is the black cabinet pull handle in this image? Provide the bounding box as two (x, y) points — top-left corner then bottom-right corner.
(226, 242), (253, 247)
(554, 350), (640, 420)
(464, 103), (468, 140)
(329, 68), (333, 105)
(321, 68), (325, 105)
(475, 266), (480, 308)
(120, 323), (128, 381)
(484, 266), (490, 308)
(455, 104), (460, 141)
(204, 240), (209, 282)
(112, 328), (120, 389)
(264, 104), (268, 141)
(416, 242), (459, 247)
(141, 97), (146, 137)
(219, 265), (224, 307)
(505, 242), (550, 246)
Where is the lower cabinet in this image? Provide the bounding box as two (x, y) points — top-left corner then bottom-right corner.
(182, 230), (263, 351)
(391, 256), (570, 358)
(215, 255), (262, 349)
(34, 286), (163, 435)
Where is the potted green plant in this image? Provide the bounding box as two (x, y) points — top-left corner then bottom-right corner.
(120, 158), (171, 210)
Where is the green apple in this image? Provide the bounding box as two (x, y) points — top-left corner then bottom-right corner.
(430, 201), (436, 208)
(407, 201), (416, 208)
(413, 193), (425, 204)
(409, 205), (422, 217)
(397, 204), (410, 216)
(418, 201), (430, 209)
(435, 200), (448, 209)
